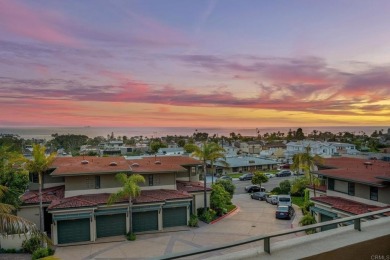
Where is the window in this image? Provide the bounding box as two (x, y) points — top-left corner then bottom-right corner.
(370, 187), (378, 201)
(30, 173), (39, 183)
(328, 178), (335, 191)
(95, 176), (100, 189)
(348, 182), (355, 196)
(148, 175), (153, 186)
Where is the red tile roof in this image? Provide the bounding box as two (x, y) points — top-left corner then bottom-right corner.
(312, 196), (389, 215)
(176, 180), (212, 192)
(22, 185), (65, 204)
(127, 156), (201, 173)
(48, 189), (192, 210)
(318, 157), (390, 186)
(50, 156), (131, 176)
(307, 185), (327, 193)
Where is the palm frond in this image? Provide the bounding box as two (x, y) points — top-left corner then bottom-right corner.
(0, 203), (15, 214)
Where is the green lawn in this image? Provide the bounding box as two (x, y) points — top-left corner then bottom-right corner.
(228, 173), (242, 178)
(292, 196), (304, 207)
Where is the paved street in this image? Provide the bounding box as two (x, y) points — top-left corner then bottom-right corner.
(54, 194), (304, 260)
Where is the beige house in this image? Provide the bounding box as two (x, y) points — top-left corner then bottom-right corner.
(307, 157), (390, 231)
(19, 156), (209, 245)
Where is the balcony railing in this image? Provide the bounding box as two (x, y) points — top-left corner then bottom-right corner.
(151, 208), (390, 260)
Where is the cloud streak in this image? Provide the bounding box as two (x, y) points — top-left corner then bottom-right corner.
(1, 55), (389, 118)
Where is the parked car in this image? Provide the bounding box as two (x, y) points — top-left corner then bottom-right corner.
(265, 194), (278, 205)
(251, 191), (267, 200)
(275, 170), (292, 177)
(218, 175), (233, 181)
(239, 173), (254, 181)
(245, 185), (266, 193)
(264, 173), (274, 178)
(277, 194), (292, 206)
(275, 205), (295, 220)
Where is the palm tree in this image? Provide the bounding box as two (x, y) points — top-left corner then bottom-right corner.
(187, 142), (225, 212)
(291, 146), (322, 197)
(0, 185), (49, 242)
(299, 213), (317, 234)
(26, 144), (56, 232)
(108, 173), (145, 233)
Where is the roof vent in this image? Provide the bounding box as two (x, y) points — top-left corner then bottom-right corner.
(81, 160), (89, 165)
(109, 162), (118, 166)
(131, 163), (140, 167)
(154, 161), (161, 164)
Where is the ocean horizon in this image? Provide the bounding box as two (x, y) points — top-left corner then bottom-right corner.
(0, 126), (388, 140)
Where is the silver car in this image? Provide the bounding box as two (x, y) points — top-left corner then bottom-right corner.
(265, 194), (278, 205)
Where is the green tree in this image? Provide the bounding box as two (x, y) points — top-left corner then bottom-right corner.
(187, 142), (225, 212)
(279, 180), (291, 194)
(215, 179), (235, 198)
(251, 171), (268, 190)
(108, 173), (145, 233)
(150, 141), (167, 153)
(290, 177), (309, 196)
(295, 128), (305, 140)
(210, 183), (230, 216)
(299, 213), (317, 234)
(26, 144), (56, 232)
(177, 139), (186, 147)
(291, 146), (322, 197)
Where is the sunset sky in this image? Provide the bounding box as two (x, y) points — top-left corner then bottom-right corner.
(1, 0), (390, 128)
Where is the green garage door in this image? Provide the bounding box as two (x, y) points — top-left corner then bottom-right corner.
(132, 211), (158, 232)
(57, 218), (90, 244)
(96, 214), (126, 238)
(320, 214), (337, 231)
(163, 207), (187, 228)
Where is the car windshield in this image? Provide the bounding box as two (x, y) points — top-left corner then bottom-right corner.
(279, 198), (291, 202)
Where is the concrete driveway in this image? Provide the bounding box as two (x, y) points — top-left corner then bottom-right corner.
(55, 194), (303, 260)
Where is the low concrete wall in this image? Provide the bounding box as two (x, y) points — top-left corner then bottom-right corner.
(0, 233), (31, 250)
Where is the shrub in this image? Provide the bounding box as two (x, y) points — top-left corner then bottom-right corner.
(215, 179), (235, 198)
(279, 180), (291, 194)
(271, 187), (281, 194)
(32, 248), (54, 260)
(126, 232), (136, 241)
(199, 208), (216, 223)
(22, 235), (41, 253)
(188, 214), (198, 227)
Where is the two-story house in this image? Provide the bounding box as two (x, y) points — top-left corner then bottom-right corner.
(308, 157), (390, 231)
(19, 156), (208, 245)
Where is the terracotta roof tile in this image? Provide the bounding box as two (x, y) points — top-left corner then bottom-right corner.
(312, 196), (389, 215)
(318, 157), (390, 186)
(51, 156), (131, 176)
(48, 189), (192, 210)
(128, 156), (201, 173)
(22, 185), (65, 204)
(176, 180), (212, 192)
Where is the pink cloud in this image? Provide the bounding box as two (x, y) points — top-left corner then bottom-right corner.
(0, 0), (80, 46)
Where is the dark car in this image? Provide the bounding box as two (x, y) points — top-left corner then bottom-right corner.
(245, 185), (266, 193)
(275, 170), (292, 177)
(275, 205), (295, 219)
(218, 175), (233, 181)
(251, 191), (267, 200)
(239, 173), (254, 181)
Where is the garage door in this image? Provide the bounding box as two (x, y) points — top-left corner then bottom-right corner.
(132, 211), (158, 232)
(96, 214), (126, 238)
(320, 214), (337, 231)
(163, 207), (187, 228)
(57, 218), (90, 244)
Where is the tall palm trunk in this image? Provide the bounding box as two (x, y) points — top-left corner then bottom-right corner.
(129, 196), (133, 233)
(203, 163), (207, 212)
(38, 172), (44, 233)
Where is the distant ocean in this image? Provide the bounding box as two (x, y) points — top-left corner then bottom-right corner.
(0, 126), (388, 140)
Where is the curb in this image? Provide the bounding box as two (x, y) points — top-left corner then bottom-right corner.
(210, 206), (240, 224)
